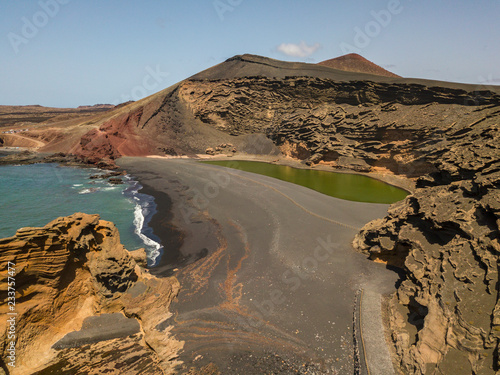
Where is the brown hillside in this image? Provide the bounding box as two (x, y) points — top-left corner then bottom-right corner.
(318, 53), (401, 78)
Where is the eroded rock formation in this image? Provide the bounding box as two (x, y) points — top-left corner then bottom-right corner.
(0, 213), (181, 375)
(354, 172), (500, 373)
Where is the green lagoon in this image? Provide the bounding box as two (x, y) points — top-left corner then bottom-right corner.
(202, 160), (408, 204)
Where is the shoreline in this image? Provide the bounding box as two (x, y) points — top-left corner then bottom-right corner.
(0, 155), (164, 267)
(0, 149), (211, 273)
(122, 169), (221, 278)
(147, 153), (416, 193)
(1, 148), (414, 268)
(0, 146), (415, 193)
(133, 182), (185, 275)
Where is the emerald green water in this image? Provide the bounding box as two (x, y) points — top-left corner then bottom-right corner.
(202, 160), (408, 204)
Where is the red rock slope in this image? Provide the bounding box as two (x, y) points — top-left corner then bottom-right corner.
(318, 53), (401, 78)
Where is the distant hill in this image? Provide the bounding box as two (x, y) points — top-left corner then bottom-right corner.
(77, 104), (115, 110)
(318, 53), (400, 78)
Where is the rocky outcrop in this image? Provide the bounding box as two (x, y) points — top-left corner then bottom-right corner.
(354, 169), (500, 373)
(0, 151), (87, 167)
(0, 213), (181, 374)
(205, 143), (236, 156)
(174, 76), (500, 177)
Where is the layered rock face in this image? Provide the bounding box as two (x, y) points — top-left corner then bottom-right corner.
(354, 171), (500, 373)
(0, 213), (181, 375)
(176, 76), (499, 176)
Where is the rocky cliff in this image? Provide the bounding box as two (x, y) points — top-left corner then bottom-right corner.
(175, 76), (500, 176)
(0, 213), (181, 375)
(354, 172), (500, 374)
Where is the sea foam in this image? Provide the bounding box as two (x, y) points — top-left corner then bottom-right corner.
(124, 178), (163, 266)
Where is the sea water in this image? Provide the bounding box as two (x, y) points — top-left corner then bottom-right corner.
(0, 163), (162, 265)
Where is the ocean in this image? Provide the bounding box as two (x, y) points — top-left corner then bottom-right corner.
(0, 163), (161, 266)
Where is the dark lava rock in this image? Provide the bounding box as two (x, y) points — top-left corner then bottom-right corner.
(108, 177), (124, 185)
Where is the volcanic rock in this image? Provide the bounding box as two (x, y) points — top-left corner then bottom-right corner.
(354, 172), (500, 373)
(108, 177), (124, 185)
(0, 213), (181, 374)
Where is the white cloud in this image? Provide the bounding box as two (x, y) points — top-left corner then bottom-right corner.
(276, 41), (321, 58)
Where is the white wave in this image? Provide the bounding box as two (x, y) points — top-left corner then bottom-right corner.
(122, 177), (163, 265)
(73, 184), (83, 187)
(132, 198), (161, 264)
(79, 188), (99, 194)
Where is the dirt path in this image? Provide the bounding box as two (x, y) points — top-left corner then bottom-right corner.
(0, 133), (46, 148)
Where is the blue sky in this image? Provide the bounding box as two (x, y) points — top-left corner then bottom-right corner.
(1, 0), (499, 107)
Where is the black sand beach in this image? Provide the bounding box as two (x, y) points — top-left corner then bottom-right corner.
(118, 157), (399, 374)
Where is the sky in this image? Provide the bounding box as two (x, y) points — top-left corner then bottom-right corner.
(1, 0), (499, 108)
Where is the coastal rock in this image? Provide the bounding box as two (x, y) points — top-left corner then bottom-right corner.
(336, 156), (371, 172)
(129, 248), (148, 267)
(0, 151), (90, 168)
(0, 213), (181, 374)
(354, 173), (500, 374)
(108, 177), (124, 184)
(89, 171), (125, 179)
